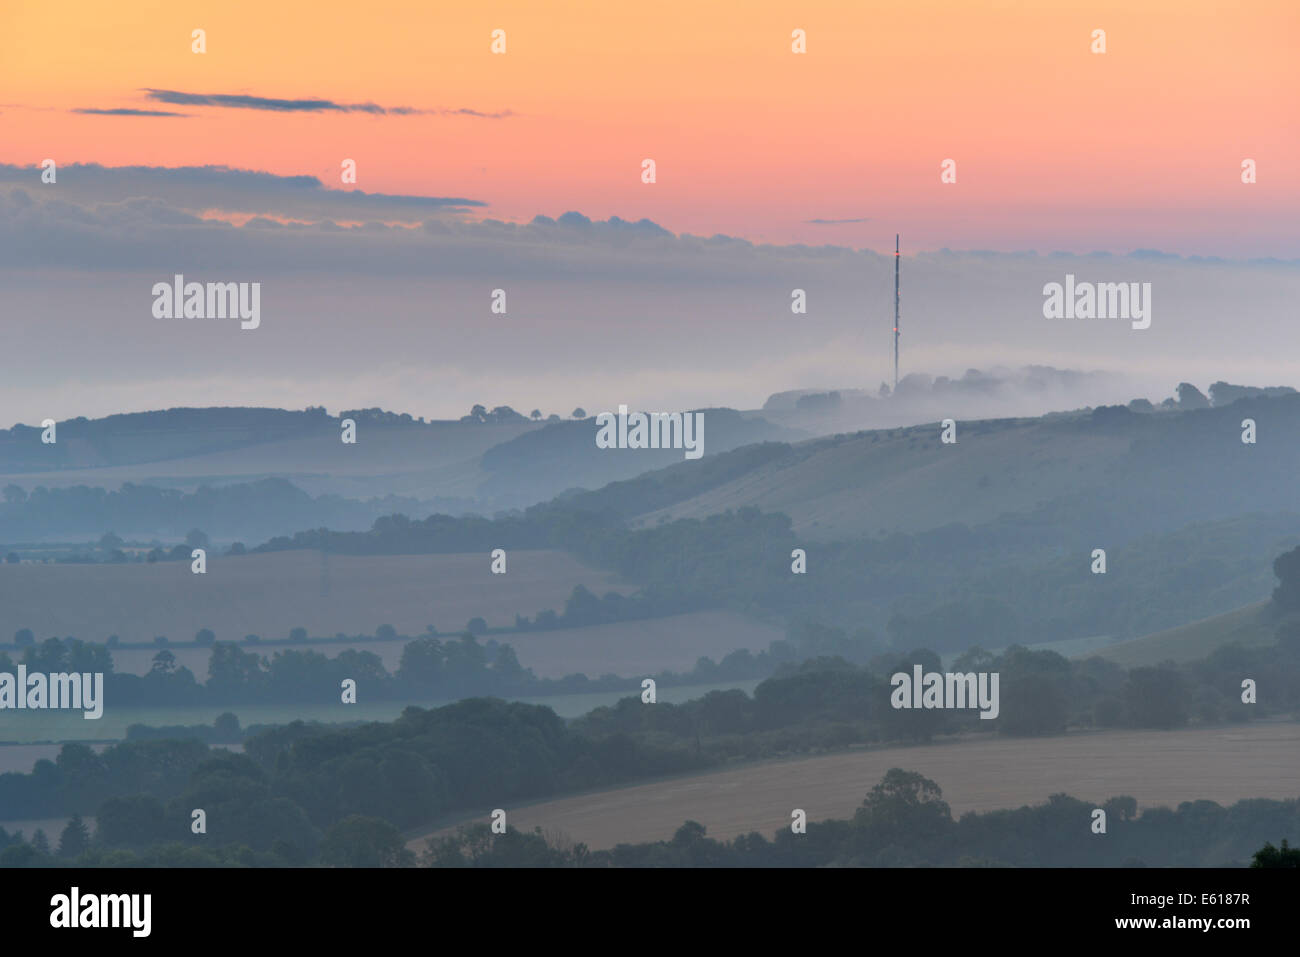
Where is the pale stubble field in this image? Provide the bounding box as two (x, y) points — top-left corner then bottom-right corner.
(409, 722), (1300, 852)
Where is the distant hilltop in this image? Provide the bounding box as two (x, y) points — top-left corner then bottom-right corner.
(761, 369), (1295, 431)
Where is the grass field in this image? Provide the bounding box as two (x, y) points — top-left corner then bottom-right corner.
(1095, 600), (1276, 668)
(408, 721), (1300, 852)
(0, 548), (633, 642)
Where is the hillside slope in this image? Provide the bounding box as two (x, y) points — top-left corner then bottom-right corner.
(0, 406), (804, 518)
(1094, 600), (1277, 668)
(627, 394), (1300, 545)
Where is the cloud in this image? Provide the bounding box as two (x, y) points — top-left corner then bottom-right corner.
(805, 217), (870, 225)
(71, 107), (190, 117)
(439, 108), (515, 119)
(0, 175), (1297, 428)
(0, 163), (486, 224)
(141, 89), (511, 118)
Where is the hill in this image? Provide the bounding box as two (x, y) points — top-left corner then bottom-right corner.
(626, 394), (1300, 544)
(0, 405), (803, 521)
(1094, 600), (1277, 668)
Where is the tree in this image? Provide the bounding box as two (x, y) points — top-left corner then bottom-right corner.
(672, 820), (707, 845)
(14, 628), (34, 647)
(149, 649), (176, 675)
(207, 642), (267, 698)
(376, 624), (397, 641)
(1272, 545), (1300, 614)
(1103, 795), (1138, 824)
(3, 484), (26, 504)
(852, 769), (953, 862)
(488, 405), (526, 423)
(4, 552), (18, 564)
(466, 617), (487, 636)
(1175, 382), (1209, 409)
(0, 844), (40, 867)
(571, 408), (587, 419)
(30, 829), (50, 856)
(213, 712), (241, 740)
(195, 628), (216, 646)
(397, 637), (444, 685)
(319, 815), (415, 867)
(1278, 619), (1300, 654)
(227, 542), (247, 556)
(1252, 838), (1300, 868)
(98, 531), (124, 550)
(289, 626), (308, 643)
(184, 529), (210, 549)
(491, 644), (526, 683)
(95, 795), (168, 847)
(57, 815), (91, 858)
(530, 409), (542, 421)
(1123, 666), (1188, 728)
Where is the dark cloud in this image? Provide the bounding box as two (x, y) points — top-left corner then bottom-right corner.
(0, 162), (486, 222)
(439, 107), (515, 119)
(72, 108), (190, 117)
(142, 89), (511, 118)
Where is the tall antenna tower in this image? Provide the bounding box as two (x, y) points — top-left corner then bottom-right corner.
(893, 233), (900, 391)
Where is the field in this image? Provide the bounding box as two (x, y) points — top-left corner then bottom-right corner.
(408, 721), (1300, 851)
(1096, 600), (1275, 668)
(0, 548), (634, 641)
(99, 609), (781, 682)
(0, 678), (765, 745)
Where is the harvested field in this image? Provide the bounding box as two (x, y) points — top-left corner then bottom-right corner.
(409, 722), (1300, 852)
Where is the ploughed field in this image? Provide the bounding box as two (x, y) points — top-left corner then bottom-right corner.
(409, 722), (1300, 851)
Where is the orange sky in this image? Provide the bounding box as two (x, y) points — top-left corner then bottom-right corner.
(2, 0), (1297, 252)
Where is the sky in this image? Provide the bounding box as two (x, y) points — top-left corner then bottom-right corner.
(0, 0), (1297, 424)
(2, 0), (1297, 253)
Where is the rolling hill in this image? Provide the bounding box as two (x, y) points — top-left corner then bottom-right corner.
(0, 405), (804, 523)
(1093, 600), (1278, 668)
(621, 394), (1300, 544)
